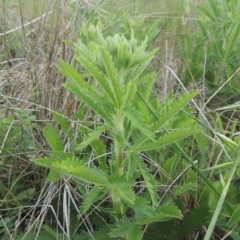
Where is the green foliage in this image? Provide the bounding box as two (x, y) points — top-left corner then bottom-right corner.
(34, 157), (109, 185)
(0, 108), (39, 161)
(1, 1), (240, 239)
(179, 0), (240, 106)
(31, 23), (200, 239)
(178, 204), (210, 237)
(43, 124), (65, 152)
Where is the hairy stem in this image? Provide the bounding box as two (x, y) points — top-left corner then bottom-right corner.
(112, 109), (125, 220)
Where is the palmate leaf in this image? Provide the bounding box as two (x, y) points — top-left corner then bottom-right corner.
(137, 201), (182, 225)
(133, 127), (199, 152)
(89, 227), (112, 240)
(33, 157), (109, 186)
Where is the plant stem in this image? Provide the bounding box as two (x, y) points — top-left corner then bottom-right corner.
(112, 109), (125, 220)
(111, 191), (124, 222)
(114, 109), (125, 170)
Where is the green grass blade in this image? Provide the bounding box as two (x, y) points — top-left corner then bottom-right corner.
(33, 157), (109, 186)
(133, 127), (199, 152)
(204, 166), (236, 240)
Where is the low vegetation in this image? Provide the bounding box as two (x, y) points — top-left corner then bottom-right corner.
(1, 0), (240, 239)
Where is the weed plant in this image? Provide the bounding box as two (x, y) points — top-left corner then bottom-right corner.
(0, 0), (240, 239)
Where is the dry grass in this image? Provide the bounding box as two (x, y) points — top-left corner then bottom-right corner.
(0, 0), (90, 120)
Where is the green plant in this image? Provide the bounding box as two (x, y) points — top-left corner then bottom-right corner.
(179, 0), (240, 106)
(30, 23), (207, 239)
(202, 108), (240, 240)
(0, 108), (42, 239)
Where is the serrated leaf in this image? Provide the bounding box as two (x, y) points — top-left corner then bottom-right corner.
(132, 90), (198, 151)
(179, 204), (209, 237)
(91, 227), (112, 240)
(133, 127), (199, 152)
(59, 61), (114, 122)
(109, 219), (134, 238)
(116, 35), (128, 69)
(74, 106), (84, 121)
(152, 90), (199, 132)
(53, 111), (71, 133)
(91, 139), (109, 172)
(76, 125), (108, 150)
(174, 183), (196, 196)
(121, 81), (137, 108)
(46, 170), (60, 182)
(137, 201), (182, 224)
(128, 197), (153, 217)
(130, 152), (159, 208)
(225, 23), (240, 59)
(109, 183), (136, 205)
(99, 46), (122, 108)
(126, 224), (143, 240)
(208, 0), (220, 18)
(63, 82), (112, 122)
(58, 60), (88, 89)
(33, 157), (109, 186)
(141, 73), (157, 100)
(124, 107), (154, 140)
(43, 124), (64, 152)
(81, 186), (107, 214)
(198, 6), (216, 21)
(126, 152), (138, 180)
(75, 45), (119, 107)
